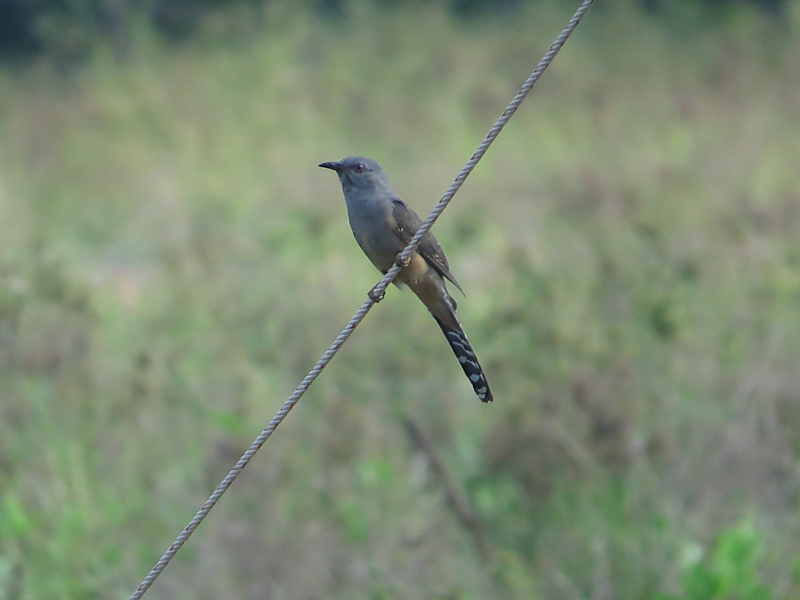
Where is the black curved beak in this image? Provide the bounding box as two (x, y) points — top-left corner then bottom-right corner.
(318, 161), (343, 172)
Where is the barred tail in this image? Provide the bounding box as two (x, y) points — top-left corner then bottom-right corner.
(433, 316), (493, 403)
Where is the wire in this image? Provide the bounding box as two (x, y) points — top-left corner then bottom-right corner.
(128, 1), (594, 597)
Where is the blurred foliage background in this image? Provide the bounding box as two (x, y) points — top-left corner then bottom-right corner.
(1, 0), (799, 598)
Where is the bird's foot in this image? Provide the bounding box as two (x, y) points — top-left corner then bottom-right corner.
(395, 254), (411, 268)
(368, 285), (386, 303)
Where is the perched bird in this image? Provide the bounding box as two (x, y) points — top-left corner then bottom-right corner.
(319, 156), (493, 403)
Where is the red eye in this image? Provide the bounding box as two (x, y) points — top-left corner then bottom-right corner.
(354, 163), (365, 173)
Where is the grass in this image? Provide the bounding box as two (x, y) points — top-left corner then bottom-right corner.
(1, 1), (800, 598)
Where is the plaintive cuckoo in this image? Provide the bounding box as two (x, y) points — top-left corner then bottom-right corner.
(319, 156), (493, 403)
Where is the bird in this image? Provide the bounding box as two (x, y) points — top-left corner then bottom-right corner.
(319, 156), (493, 403)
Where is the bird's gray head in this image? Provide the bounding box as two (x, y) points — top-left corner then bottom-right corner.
(318, 156), (395, 195)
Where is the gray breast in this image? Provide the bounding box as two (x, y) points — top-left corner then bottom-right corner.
(345, 193), (398, 272)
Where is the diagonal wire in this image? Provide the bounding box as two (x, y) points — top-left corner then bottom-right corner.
(129, 1), (594, 597)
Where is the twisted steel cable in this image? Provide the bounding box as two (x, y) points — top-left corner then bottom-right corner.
(129, 1), (594, 596)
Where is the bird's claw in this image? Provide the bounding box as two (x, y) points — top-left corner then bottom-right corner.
(396, 254), (411, 268)
(368, 285), (385, 303)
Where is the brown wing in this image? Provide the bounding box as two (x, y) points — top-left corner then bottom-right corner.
(390, 197), (465, 295)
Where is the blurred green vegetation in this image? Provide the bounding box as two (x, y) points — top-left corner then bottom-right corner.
(1, 1), (800, 598)
(0, 0), (791, 65)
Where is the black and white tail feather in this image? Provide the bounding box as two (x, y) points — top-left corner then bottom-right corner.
(433, 315), (493, 403)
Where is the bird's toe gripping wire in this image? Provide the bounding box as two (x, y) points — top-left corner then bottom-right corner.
(368, 284), (386, 303)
